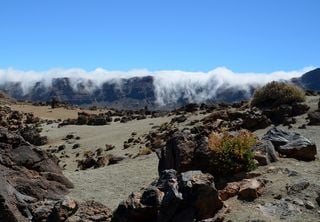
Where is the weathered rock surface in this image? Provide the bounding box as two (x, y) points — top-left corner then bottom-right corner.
(157, 132), (211, 175)
(112, 170), (224, 222)
(0, 127), (113, 221)
(238, 179), (265, 201)
(252, 140), (278, 166)
(262, 128), (317, 161)
(0, 127), (73, 221)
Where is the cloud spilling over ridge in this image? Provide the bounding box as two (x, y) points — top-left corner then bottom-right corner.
(0, 67), (313, 105)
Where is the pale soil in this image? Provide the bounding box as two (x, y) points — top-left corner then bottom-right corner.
(40, 116), (171, 208)
(40, 112), (208, 209)
(10, 104), (106, 120)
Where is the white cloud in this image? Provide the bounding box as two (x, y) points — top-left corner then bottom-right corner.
(0, 66), (314, 105)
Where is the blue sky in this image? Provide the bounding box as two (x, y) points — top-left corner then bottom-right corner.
(0, 0), (319, 72)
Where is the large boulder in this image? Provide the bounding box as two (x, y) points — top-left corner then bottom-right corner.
(113, 170), (224, 222)
(308, 110), (320, 125)
(262, 128), (317, 161)
(157, 132), (212, 175)
(0, 127), (72, 221)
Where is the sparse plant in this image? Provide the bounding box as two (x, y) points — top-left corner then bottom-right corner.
(138, 147), (152, 156)
(251, 81), (305, 108)
(208, 130), (257, 176)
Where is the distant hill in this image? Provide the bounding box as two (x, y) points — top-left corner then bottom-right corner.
(292, 68), (320, 91)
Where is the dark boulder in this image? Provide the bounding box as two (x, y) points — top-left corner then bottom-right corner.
(262, 128), (317, 161)
(157, 132), (206, 174)
(308, 110), (320, 125)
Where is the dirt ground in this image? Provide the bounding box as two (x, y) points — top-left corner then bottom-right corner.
(8, 96), (320, 220)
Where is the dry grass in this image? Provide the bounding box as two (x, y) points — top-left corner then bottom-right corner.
(251, 81), (305, 108)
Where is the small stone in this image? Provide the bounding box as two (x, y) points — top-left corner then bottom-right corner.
(274, 194), (282, 200)
(305, 201), (315, 209)
(292, 198), (304, 206)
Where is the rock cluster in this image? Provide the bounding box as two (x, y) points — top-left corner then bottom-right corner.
(77, 149), (127, 170)
(59, 109), (167, 126)
(113, 170), (225, 222)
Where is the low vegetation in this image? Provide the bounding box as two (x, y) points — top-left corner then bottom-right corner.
(251, 81), (305, 108)
(208, 130), (257, 176)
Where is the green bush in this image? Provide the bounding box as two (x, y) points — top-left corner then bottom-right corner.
(208, 130), (257, 176)
(251, 81), (305, 108)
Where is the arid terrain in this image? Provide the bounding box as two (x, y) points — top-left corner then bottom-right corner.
(1, 88), (320, 221)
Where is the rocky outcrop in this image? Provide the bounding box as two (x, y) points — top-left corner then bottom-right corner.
(262, 128), (317, 161)
(227, 108), (271, 131)
(18, 125), (48, 146)
(202, 108), (271, 131)
(113, 170), (224, 222)
(0, 127), (113, 221)
(0, 127), (73, 221)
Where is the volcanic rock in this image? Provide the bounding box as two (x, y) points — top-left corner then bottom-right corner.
(262, 128), (317, 161)
(112, 170), (224, 222)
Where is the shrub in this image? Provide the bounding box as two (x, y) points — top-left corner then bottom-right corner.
(135, 147), (152, 157)
(208, 130), (257, 176)
(251, 81), (305, 108)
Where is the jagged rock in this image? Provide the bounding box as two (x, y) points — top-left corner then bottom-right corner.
(113, 170), (224, 222)
(77, 153), (126, 170)
(49, 198), (78, 221)
(252, 140), (278, 166)
(157, 132), (203, 174)
(262, 128), (317, 161)
(286, 180), (310, 194)
(219, 182), (240, 201)
(308, 110), (320, 125)
(0, 127), (73, 221)
(66, 200), (112, 222)
(227, 109), (271, 130)
(30, 198), (112, 222)
(238, 179), (265, 201)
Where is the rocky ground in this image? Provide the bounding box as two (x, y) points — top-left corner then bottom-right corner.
(1, 93), (320, 221)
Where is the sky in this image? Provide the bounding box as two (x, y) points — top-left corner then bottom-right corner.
(0, 0), (319, 73)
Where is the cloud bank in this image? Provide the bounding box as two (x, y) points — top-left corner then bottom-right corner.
(0, 67), (313, 105)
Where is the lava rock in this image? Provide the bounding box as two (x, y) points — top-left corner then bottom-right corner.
(262, 128), (317, 161)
